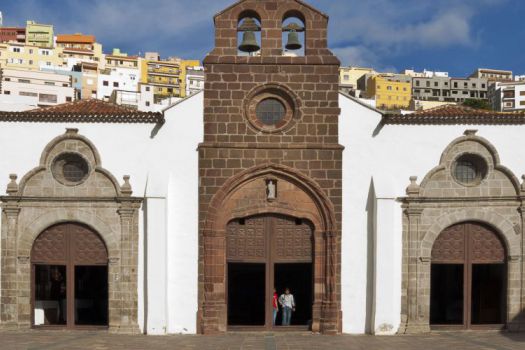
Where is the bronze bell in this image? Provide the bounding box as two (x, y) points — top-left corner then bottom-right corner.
(285, 30), (302, 51)
(239, 31), (260, 53)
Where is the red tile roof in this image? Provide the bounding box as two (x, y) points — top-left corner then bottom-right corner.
(56, 34), (96, 44)
(383, 105), (525, 125)
(0, 99), (163, 124)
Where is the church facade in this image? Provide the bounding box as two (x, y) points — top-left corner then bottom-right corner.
(0, 0), (524, 336)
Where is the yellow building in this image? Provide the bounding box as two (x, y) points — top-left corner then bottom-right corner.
(25, 21), (54, 48)
(105, 48), (139, 69)
(56, 34), (103, 67)
(0, 42), (64, 71)
(140, 52), (200, 100)
(366, 75), (412, 110)
(339, 66), (376, 92)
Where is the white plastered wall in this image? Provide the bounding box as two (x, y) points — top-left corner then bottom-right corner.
(0, 92), (203, 335)
(339, 93), (525, 334)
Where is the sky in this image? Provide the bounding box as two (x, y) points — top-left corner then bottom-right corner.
(1, 0), (524, 77)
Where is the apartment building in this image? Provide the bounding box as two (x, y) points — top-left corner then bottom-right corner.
(412, 76), (488, 103)
(0, 68), (74, 108)
(339, 66), (376, 95)
(56, 33), (103, 68)
(364, 74), (412, 110)
(97, 66), (140, 101)
(105, 48), (139, 69)
(25, 21), (54, 48)
(0, 27), (25, 43)
(140, 52), (199, 100)
(470, 68), (513, 82)
(186, 66), (204, 96)
(402, 69), (448, 78)
(0, 42), (64, 71)
(489, 81), (525, 111)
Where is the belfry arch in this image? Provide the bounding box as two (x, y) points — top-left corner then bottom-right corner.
(198, 164), (340, 334)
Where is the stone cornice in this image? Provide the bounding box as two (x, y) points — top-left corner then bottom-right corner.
(198, 142), (344, 150)
(0, 196), (143, 204)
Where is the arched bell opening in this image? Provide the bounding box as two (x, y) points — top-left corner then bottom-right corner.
(237, 11), (261, 56)
(226, 214), (314, 330)
(31, 222), (109, 329)
(282, 11), (305, 56)
(430, 221), (507, 330)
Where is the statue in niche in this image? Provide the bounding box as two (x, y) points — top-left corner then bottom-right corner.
(267, 179), (277, 201)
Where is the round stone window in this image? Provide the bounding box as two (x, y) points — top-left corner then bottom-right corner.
(256, 98), (286, 126)
(453, 154), (488, 186)
(244, 85), (299, 133)
(52, 153), (90, 185)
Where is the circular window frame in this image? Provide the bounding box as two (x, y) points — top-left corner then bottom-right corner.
(452, 153), (488, 187)
(244, 84), (300, 133)
(51, 152), (91, 186)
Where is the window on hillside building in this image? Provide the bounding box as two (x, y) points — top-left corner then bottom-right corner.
(103, 81), (109, 86)
(113, 82), (119, 87)
(387, 86), (392, 90)
(66, 97), (72, 102)
(4, 91), (11, 95)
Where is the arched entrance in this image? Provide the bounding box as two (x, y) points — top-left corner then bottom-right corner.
(31, 223), (109, 328)
(226, 214), (313, 330)
(430, 222), (507, 329)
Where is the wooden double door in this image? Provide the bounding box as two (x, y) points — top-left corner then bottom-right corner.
(31, 223), (109, 329)
(226, 214), (313, 329)
(430, 222), (507, 329)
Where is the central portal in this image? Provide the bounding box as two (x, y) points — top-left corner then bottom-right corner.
(226, 214), (313, 330)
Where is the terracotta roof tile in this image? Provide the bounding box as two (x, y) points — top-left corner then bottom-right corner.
(56, 34), (96, 44)
(383, 105), (525, 125)
(0, 99), (164, 124)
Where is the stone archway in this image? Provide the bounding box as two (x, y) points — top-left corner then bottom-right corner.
(0, 129), (141, 334)
(198, 164), (339, 334)
(31, 222), (109, 328)
(429, 222), (507, 329)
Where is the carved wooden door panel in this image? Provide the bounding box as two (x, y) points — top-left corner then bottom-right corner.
(431, 222), (506, 329)
(226, 214), (314, 329)
(227, 216), (267, 262)
(31, 223), (108, 328)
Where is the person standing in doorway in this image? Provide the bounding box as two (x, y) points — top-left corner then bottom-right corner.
(272, 288), (279, 326)
(279, 287), (295, 326)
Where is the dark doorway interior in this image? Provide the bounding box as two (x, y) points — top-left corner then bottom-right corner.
(471, 264), (506, 325)
(430, 264), (463, 325)
(274, 263), (312, 326)
(34, 265), (67, 326)
(228, 263), (265, 326)
(75, 266), (108, 325)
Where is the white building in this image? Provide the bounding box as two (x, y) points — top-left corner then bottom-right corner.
(0, 68), (74, 110)
(97, 66), (140, 101)
(489, 81), (525, 111)
(185, 66), (204, 96)
(0, 0), (524, 339)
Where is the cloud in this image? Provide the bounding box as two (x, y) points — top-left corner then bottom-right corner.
(310, 0), (503, 68)
(1, 0), (508, 68)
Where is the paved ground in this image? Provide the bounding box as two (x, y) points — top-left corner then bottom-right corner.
(0, 330), (524, 350)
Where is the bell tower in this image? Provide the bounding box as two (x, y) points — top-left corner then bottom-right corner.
(198, 0), (342, 334)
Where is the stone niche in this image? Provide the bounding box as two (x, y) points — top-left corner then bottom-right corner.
(0, 129), (141, 333)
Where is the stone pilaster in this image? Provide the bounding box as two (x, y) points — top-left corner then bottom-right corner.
(110, 203), (140, 334)
(0, 202), (20, 328)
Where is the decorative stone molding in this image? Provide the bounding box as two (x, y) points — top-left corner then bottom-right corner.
(400, 131), (524, 333)
(0, 129), (142, 334)
(6, 174), (18, 195)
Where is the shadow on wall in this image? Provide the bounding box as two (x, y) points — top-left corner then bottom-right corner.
(502, 312), (525, 341)
(365, 178), (376, 334)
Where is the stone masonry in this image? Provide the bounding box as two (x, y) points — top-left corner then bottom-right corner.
(400, 130), (525, 333)
(198, 0), (342, 334)
(0, 129), (141, 333)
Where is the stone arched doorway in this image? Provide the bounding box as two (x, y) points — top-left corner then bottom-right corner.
(31, 223), (109, 328)
(430, 222), (507, 329)
(226, 214), (313, 329)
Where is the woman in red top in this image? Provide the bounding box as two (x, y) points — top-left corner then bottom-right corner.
(272, 288), (279, 326)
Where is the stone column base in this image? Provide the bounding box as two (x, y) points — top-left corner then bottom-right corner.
(399, 321), (431, 334)
(109, 323), (141, 335)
